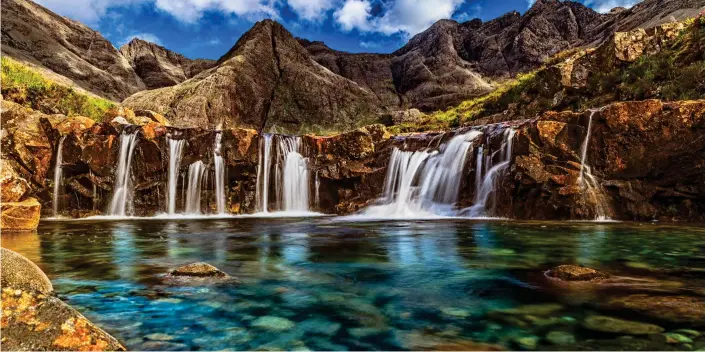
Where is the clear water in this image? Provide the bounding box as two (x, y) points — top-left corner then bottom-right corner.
(3, 219), (705, 351)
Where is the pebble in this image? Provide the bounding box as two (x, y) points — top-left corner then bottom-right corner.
(251, 316), (295, 331)
(546, 331), (576, 345)
(513, 335), (539, 350)
(664, 333), (693, 344)
(145, 333), (176, 341)
(441, 307), (472, 318)
(582, 315), (664, 335)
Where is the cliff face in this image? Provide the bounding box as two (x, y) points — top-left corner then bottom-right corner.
(123, 20), (379, 133)
(119, 39), (216, 89)
(0, 0), (145, 101)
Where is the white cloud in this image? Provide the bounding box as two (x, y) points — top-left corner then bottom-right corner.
(334, 0), (373, 31)
(34, 0), (142, 26)
(288, 0), (338, 21)
(119, 32), (163, 46)
(153, 0), (279, 23)
(582, 0), (640, 13)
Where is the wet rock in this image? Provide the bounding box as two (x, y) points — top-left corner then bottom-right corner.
(0, 159), (30, 202)
(298, 318), (341, 336)
(512, 335), (539, 350)
(673, 329), (701, 338)
(547, 265), (609, 281)
(139, 341), (189, 351)
(491, 303), (564, 316)
(251, 316), (295, 331)
(441, 307), (472, 318)
(602, 294), (705, 326)
(582, 315), (664, 335)
(145, 333), (176, 341)
(169, 262), (229, 278)
(1, 287), (125, 351)
(663, 332), (693, 344)
(1, 197), (41, 231)
(1, 248), (53, 294)
(546, 330), (576, 345)
(402, 330), (505, 351)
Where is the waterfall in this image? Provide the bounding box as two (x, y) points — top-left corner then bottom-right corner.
(166, 136), (185, 215)
(185, 161), (206, 214)
(465, 128), (515, 217)
(361, 130), (482, 217)
(277, 136), (310, 212)
(52, 136), (66, 217)
(256, 134), (273, 212)
(214, 132), (226, 214)
(577, 110), (610, 220)
(108, 130), (139, 216)
(314, 170), (320, 209)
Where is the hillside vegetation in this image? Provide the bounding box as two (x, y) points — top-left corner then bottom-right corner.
(1, 57), (115, 121)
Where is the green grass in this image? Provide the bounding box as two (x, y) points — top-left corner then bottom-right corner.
(1, 56), (115, 121)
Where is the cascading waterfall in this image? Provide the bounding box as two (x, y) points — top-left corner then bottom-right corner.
(465, 128), (516, 217)
(277, 137), (310, 212)
(256, 134), (273, 213)
(108, 130), (139, 216)
(361, 130), (483, 217)
(214, 131), (226, 214)
(578, 110), (610, 220)
(185, 161), (206, 214)
(52, 136), (66, 217)
(166, 136), (185, 215)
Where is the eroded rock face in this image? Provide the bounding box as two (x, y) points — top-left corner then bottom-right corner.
(1, 0), (145, 100)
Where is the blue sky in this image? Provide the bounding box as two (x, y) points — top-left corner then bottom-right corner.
(35, 0), (640, 60)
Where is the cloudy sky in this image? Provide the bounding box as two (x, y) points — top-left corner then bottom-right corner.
(35, 0), (640, 59)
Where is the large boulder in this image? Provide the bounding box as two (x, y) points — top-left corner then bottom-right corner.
(1, 197), (41, 231)
(0, 159), (30, 202)
(0, 248), (52, 294)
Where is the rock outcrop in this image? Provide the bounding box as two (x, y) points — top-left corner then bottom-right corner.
(123, 20), (379, 133)
(119, 38), (216, 89)
(0, 249), (126, 351)
(0, 0), (145, 101)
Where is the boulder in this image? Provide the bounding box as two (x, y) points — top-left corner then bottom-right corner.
(0, 159), (30, 202)
(547, 265), (609, 281)
(169, 262), (229, 278)
(0, 248), (53, 294)
(602, 294), (705, 326)
(1, 197), (41, 231)
(134, 109), (171, 126)
(582, 315), (664, 335)
(55, 116), (96, 135)
(1, 288), (126, 351)
(391, 109), (424, 125)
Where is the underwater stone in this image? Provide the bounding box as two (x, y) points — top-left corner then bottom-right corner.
(170, 262), (229, 278)
(546, 331), (576, 345)
(664, 333), (693, 344)
(512, 335), (539, 350)
(582, 315), (664, 335)
(251, 316), (296, 331)
(547, 265), (609, 281)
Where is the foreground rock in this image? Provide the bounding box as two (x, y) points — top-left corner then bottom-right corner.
(547, 265), (609, 281)
(1, 197), (41, 232)
(601, 294), (705, 326)
(582, 315), (664, 335)
(169, 262), (229, 278)
(0, 249), (126, 351)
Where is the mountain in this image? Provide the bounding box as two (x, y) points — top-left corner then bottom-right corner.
(119, 38), (216, 89)
(123, 20), (379, 133)
(0, 0), (145, 101)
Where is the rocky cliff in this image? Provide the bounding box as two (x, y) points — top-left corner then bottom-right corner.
(0, 0), (145, 101)
(119, 38), (216, 89)
(123, 20), (379, 133)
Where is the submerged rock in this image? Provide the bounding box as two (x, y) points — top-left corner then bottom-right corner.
(251, 316), (296, 331)
(547, 265), (609, 281)
(0, 248), (53, 294)
(582, 315), (664, 335)
(601, 294), (705, 326)
(546, 330), (576, 345)
(170, 262), (229, 278)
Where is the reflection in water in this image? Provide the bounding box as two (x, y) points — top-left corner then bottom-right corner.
(2, 219), (704, 351)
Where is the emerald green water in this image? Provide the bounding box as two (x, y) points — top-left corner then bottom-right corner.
(3, 219), (704, 350)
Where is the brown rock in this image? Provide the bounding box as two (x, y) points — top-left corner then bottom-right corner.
(603, 294), (705, 326)
(134, 109), (171, 126)
(547, 265), (609, 281)
(0, 248), (53, 294)
(1, 287), (126, 351)
(0, 159), (31, 202)
(55, 116), (95, 135)
(1, 197), (41, 232)
(170, 262), (229, 278)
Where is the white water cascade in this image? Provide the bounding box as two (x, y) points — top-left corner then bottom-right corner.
(361, 130), (483, 217)
(578, 110), (610, 220)
(52, 136), (66, 217)
(108, 130), (139, 216)
(256, 134), (273, 212)
(465, 128), (516, 217)
(214, 131), (226, 214)
(166, 136), (185, 215)
(185, 161), (206, 214)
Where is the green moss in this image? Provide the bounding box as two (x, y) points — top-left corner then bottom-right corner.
(1, 56), (115, 121)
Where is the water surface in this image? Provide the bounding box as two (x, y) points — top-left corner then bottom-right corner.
(3, 219), (704, 351)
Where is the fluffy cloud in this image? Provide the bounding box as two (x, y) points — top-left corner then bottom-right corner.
(153, 0), (278, 23)
(288, 0), (338, 21)
(334, 0), (465, 36)
(34, 0), (140, 25)
(334, 0), (373, 31)
(582, 0), (640, 13)
(119, 32), (162, 46)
